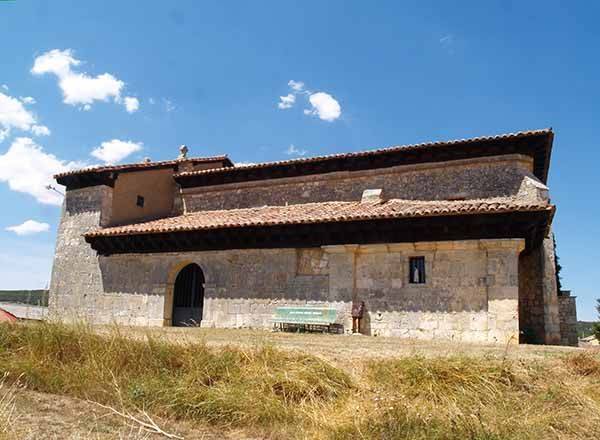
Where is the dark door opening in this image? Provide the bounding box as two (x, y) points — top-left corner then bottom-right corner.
(173, 263), (205, 326)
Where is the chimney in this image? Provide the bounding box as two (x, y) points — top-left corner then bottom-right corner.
(361, 188), (385, 204)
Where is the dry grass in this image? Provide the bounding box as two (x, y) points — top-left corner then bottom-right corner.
(330, 356), (600, 439)
(0, 374), (16, 440)
(0, 322), (598, 439)
(564, 351), (600, 377)
(0, 322), (352, 438)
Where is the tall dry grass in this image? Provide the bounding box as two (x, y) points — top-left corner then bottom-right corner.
(0, 374), (16, 440)
(330, 354), (600, 439)
(0, 322), (598, 439)
(0, 322), (352, 437)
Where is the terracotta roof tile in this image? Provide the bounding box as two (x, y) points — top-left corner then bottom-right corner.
(85, 197), (554, 238)
(54, 155), (233, 179)
(175, 129), (553, 179)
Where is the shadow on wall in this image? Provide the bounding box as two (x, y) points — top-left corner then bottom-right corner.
(96, 251), (500, 315)
(64, 187), (111, 215)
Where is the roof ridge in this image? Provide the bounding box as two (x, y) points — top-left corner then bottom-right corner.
(175, 128), (553, 178)
(54, 154), (232, 179)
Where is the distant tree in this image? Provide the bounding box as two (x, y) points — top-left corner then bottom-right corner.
(594, 299), (600, 342)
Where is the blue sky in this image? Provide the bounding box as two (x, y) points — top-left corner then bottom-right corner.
(0, 1), (598, 320)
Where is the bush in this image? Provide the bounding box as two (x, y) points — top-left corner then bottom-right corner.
(593, 322), (600, 343)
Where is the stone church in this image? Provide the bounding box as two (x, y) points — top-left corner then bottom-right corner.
(48, 129), (578, 345)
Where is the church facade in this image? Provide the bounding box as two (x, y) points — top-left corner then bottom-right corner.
(48, 129), (577, 345)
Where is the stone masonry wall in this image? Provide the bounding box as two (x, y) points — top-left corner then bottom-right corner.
(52, 238), (524, 344)
(49, 185), (167, 325)
(94, 248), (333, 327)
(183, 155), (536, 211)
(518, 235), (561, 345)
(344, 240), (523, 343)
(518, 250), (546, 344)
(558, 292), (578, 346)
(539, 236), (562, 344)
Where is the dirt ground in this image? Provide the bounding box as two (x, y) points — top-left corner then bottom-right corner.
(9, 388), (259, 440)
(129, 326), (582, 366)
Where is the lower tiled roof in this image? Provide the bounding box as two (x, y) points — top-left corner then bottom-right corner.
(85, 198), (554, 238)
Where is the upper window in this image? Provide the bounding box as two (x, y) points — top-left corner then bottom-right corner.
(136, 195), (145, 208)
(409, 257), (426, 284)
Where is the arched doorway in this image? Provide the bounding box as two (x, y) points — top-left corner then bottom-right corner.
(172, 263), (205, 326)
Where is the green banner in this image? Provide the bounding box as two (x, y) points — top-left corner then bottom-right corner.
(272, 306), (337, 324)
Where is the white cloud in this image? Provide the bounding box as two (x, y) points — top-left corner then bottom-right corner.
(59, 72), (123, 106)
(31, 125), (50, 136)
(20, 96), (36, 105)
(277, 80), (305, 110)
(31, 49), (138, 112)
(288, 80), (304, 92)
(277, 93), (295, 109)
(1, 85), (8, 91)
(164, 98), (175, 112)
(123, 96), (139, 113)
(31, 49), (79, 77)
(91, 139), (143, 164)
(305, 92), (341, 122)
(285, 144), (307, 156)
(277, 80), (342, 122)
(0, 92), (36, 132)
(0, 137), (85, 205)
(0, 91), (49, 140)
(6, 220), (50, 236)
(234, 161), (256, 167)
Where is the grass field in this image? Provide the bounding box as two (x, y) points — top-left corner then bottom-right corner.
(0, 322), (598, 439)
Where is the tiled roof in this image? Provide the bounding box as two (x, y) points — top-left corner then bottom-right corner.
(175, 129), (553, 178)
(85, 197), (554, 238)
(54, 155), (233, 179)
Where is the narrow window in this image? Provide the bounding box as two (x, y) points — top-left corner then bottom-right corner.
(136, 195), (145, 208)
(409, 257), (426, 284)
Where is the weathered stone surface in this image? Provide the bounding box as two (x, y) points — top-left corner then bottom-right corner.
(52, 234), (525, 343)
(518, 234), (561, 345)
(49, 186), (114, 322)
(183, 155), (536, 211)
(558, 292), (578, 346)
(48, 151), (570, 346)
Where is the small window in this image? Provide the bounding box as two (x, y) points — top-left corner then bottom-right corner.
(136, 195), (145, 207)
(409, 257), (426, 284)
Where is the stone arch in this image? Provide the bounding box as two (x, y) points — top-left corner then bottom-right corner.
(164, 260), (201, 326)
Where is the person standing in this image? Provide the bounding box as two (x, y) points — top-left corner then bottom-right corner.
(351, 301), (365, 334)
